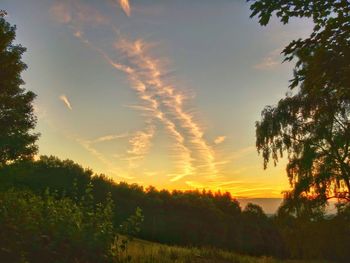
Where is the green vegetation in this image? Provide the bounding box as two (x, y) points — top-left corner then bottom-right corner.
(0, 187), (142, 263)
(5, 156), (348, 262)
(0, 156), (285, 258)
(1, 156), (350, 261)
(0, 185), (325, 263)
(98, 239), (325, 263)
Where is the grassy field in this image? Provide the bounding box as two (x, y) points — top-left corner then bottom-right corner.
(118, 239), (326, 263)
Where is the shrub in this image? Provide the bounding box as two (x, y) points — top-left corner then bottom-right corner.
(0, 187), (142, 263)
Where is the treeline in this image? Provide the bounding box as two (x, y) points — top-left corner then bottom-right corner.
(1, 156), (349, 262)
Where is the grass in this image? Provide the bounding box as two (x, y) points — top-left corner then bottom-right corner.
(118, 239), (326, 263)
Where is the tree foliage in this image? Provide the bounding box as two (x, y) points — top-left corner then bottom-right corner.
(250, 0), (350, 203)
(2, 157), (350, 261)
(0, 187), (144, 263)
(0, 156), (284, 258)
(0, 15), (39, 166)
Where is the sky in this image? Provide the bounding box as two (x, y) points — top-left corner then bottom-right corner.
(2, 0), (314, 205)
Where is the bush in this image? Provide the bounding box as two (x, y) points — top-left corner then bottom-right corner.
(0, 187), (142, 263)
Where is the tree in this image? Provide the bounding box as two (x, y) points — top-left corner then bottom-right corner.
(277, 193), (325, 221)
(0, 10), (7, 17)
(0, 15), (39, 166)
(250, 0), (350, 203)
(243, 203), (266, 219)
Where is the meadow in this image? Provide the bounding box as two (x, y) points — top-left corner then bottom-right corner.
(118, 239), (326, 263)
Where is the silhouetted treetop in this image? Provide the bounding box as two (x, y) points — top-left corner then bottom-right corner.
(249, 0), (350, 27)
(0, 16), (39, 166)
(251, 0), (350, 203)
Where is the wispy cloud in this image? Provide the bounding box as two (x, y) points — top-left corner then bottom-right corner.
(118, 0), (131, 16)
(254, 48), (282, 70)
(91, 133), (128, 143)
(50, 0), (120, 27)
(114, 38), (219, 181)
(126, 124), (155, 168)
(50, 1), (72, 24)
(59, 94), (72, 110)
(50, 0), (231, 185)
(51, 0), (108, 26)
(185, 179), (283, 198)
(76, 137), (111, 168)
(185, 179), (243, 190)
(214, 136), (226, 145)
(229, 146), (255, 160)
(74, 2), (109, 25)
(73, 34), (216, 182)
(75, 136), (135, 180)
(53, 24), (219, 183)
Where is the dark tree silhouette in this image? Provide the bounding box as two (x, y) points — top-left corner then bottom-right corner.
(243, 203), (267, 219)
(3, 156), (350, 260)
(250, 0), (350, 203)
(0, 15), (39, 166)
(0, 156), (286, 257)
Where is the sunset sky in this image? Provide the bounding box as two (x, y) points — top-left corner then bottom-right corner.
(2, 0), (313, 200)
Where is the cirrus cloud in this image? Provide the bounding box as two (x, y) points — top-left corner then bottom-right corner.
(59, 94), (72, 110)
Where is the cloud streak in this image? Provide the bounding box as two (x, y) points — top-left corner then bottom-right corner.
(75, 136), (135, 180)
(214, 136), (226, 145)
(47, 0), (288, 198)
(50, 0), (227, 186)
(51, 0), (130, 26)
(91, 133), (128, 143)
(63, 33), (216, 182)
(73, 34), (216, 181)
(51, 1), (108, 26)
(118, 0), (131, 16)
(254, 48), (282, 70)
(126, 124), (155, 167)
(59, 94), (72, 110)
(50, 1), (72, 23)
(114, 38), (220, 181)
